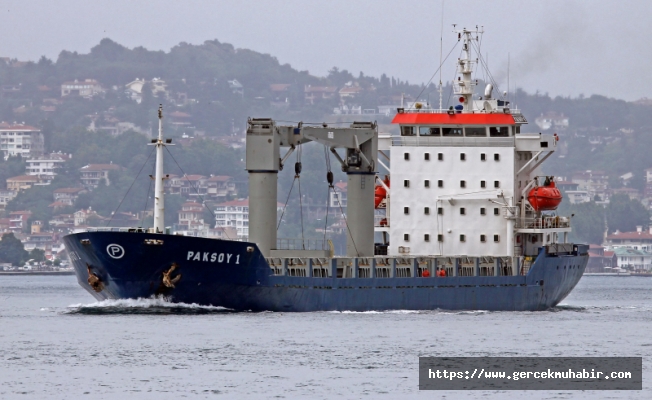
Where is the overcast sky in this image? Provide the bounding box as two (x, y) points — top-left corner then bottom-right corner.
(1, 0), (649, 101)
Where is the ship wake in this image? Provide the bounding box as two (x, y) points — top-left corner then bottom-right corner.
(65, 297), (233, 315)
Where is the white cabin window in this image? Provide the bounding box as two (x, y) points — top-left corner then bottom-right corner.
(460, 153), (466, 161)
(438, 153), (444, 161)
(404, 180), (410, 188)
(438, 234), (444, 242)
(404, 233), (410, 241)
(442, 127), (462, 136)
(419, 127), (439, 136)
(460, 180), (466, 188)
(438, 180), (443, 188)
(404, 152), (410, 160)
(424, 153), (430, 161)
(401, 126), (415, 136)
(437, 207), (443, 215)
(494, 181), (500, 188)
(481, 180), (486, 188)
(480, 207), (486, 215)
(465, 127), (486, 137)
(424, 180), (430, 188)
(424, 207), (430, 215)
(404, 206), (409, 215)
(490, 126), (510, 137)
(494, 208), (500, 215)
(460, 207), (466, 215)
(480, 153), (486, 161)
(460, 234), (466, 242)
(424, 234), (430, 242)
(494, 234), (500, 242)
(480, 234), (486, 242)
(494, 153), (500, 161)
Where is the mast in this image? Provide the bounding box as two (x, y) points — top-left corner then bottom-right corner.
(153, 105), (166, 233)
(453, 27), (482, 111)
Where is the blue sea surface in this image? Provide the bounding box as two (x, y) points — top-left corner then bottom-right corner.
(0, 275), (650, 399)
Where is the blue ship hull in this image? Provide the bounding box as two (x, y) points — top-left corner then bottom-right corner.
(63, 232), (588, 312)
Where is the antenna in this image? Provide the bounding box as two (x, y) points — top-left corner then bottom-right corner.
(507, 52), (510, 101)
(438, 0), (445, 110)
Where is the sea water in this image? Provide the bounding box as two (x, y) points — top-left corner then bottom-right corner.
(0, 275), (650, 399)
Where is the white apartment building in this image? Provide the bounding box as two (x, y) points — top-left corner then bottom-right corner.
(61, 79), (103, 98)
(215, 199), (250, 240)
(26, 153), (68, 180)
(0, 123), (45, 159)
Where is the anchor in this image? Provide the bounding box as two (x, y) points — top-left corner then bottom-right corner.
(162, 263), (182, 288)
(86, 264), (103, 292)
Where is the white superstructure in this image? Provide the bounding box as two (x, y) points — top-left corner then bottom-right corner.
(378, 28), (570, 260)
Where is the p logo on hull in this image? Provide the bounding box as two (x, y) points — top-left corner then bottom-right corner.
(106, 244), (125, 259)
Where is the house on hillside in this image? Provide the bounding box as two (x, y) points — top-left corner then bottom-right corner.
(79, 163), (122, 188)
(586, 244), (616, 273)
(329, 182), (347, 208)
(8, 211), (31, 233)
(169, 111), (192, 128)
(53, 187), (87, 206)
(0, 189), (16, 210)
(270, 84), (291, 103)
(228, 79), (244, 96)
(206, 175), (237, 201)
(6, 175), (41, 191)
(613, 247), (652, 271)
(534, 112), (569, 131)
(304, 85), (338, 104)
(26, 152), (69, 181)
(214, 199), (284, 241)
(338, 84), (364, 102)
(0, 122), (45, 159)
(605, 226), (652, 252)
(61, 79), (104, 98)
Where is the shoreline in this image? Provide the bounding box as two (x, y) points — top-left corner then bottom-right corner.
(0, 271), (75, 276)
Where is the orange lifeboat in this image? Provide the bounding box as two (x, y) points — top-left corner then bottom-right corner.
(374, 177), (390, 208)
(527, 181), (562, 211)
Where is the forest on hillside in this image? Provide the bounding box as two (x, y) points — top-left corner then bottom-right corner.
(1, 38), (652, 244)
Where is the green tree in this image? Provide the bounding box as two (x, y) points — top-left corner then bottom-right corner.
(0, 233), (29, 266)
(28, 248), (46, 262)
(606, 194), (649, 233)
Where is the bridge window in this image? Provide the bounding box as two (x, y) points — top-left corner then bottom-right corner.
(494, 153), (500, 161)
(424, 152), (430, 161)
(442, 127), (462, 136)
(404, 206), (409, 214)
(460, 180), (466, 188)
(460, 153), (466, 161)
(438, 153), (444, 161)
(438, 234), (444, 242)
(404, 180), (410, 188)
(494, 181), (500, 188)
(465, 127), (487, 137)
(419, 127), (440, 136)
(424, 180), (430, 188)
(490, 126), (510, 137)
(480, 234), (486, 242)
(481, 180), (486, 188)
(438, 180), (443, 188)
(404, 152), (410, 160)
(480, 207), (486, 215)
(494, 207), (500, 215)
(404, 233), (410, 241)
(401, 126), (415, 136)
(481, 153), (486, 161)
(494, 234), (500, 242)
(424, 234), (430, 242)
(460, 207), (466, 215)
(438, 207), (443, 215)
(460, 234), (466, 242)
(424, 207), (430, 215)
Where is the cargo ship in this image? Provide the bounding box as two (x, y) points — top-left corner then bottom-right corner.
(63, 28), (588, 311)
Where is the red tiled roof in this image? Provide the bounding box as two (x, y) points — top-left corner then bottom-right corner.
(7, 175), (39, 182)
(184, 175), (205, 181)
(169, 111), (191, 118)
(606, 231), (652, 240)
(207, 175), (231, 182)
(0, 123), (40, 131)
(270, 84), (291, 91)
(304, 86), (337, 93)
(80, 164), (121, 171)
